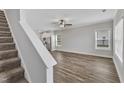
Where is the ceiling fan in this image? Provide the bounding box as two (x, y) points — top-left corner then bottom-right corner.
(59, 19), (72, 27)
(53, 19), (72, 28)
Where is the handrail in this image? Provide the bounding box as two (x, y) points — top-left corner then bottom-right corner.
(20, 20), (57, 68)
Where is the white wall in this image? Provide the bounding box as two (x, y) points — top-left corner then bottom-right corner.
(5, 9), (47, 83)
(113, 10), (124, 82)
(54, 21), (113, 58)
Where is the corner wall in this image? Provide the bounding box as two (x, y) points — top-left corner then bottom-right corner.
(113, 10), (124, 82)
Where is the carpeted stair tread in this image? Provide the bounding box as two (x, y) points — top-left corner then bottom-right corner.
(0, 20), (7, 23)
(0, 27), (9, 31)
(0, 31), (10, 33)
(0, 57), (21, 72)
(0, 14), (5, 17)
(0, 32), (11, 37)
(0, 26), (9, 28)
(0, 49), (18, 60)
(0, 11), (4, 13)
(0, 43), (15, 51)
(0, 15), (6, 18)
(0, 24), (8, 27)
(0, 22), (8, 26)
(0, 18), (6, 22)
(0, 17), (6, 20)
(0, 37), (13, 43)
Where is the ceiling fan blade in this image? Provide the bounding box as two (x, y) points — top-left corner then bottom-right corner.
(64, 24), (72, 26)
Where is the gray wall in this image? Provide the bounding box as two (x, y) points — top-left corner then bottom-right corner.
(55, 21), (113, 58)
(5, 9), (47, 83)
(113, 10), (124, 82)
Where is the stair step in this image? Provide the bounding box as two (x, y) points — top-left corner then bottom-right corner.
(0, 67), (24, 83)
(0, 16), (6, 19)
(0, 17), (6, 21)
(16, 78), (28, 83)
(0, 15), (5, 18)
(0, 43), (15, 51)
(0, 11), (4, 13)
(0, 19), (7, 23)
(0, 49), (18, 60)
(0, 18), (7, 22)
(0, 31), (11, 34)
(0, 23), (8, 27)
(0, 27), (9, 31)
(0, 12), (5, 16)
(0, 32), (11, 37)
(0, 37), (13, 43)
(0, 26), (9, 28)
(0, 57), (21, 72)
(0, 20), (7, 23)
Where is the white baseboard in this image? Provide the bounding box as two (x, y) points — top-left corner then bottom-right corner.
(55, 49), (112, 58)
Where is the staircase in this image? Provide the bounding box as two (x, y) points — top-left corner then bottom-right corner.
(0, 10), (28, 83)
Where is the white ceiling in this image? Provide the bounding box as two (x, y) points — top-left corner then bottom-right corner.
(24, 9), (117, 31)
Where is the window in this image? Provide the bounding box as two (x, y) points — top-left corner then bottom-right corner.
(56, 35), (62, 47)
(95, 29), (111, 50)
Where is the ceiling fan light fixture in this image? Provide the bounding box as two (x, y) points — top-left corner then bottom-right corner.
(59, 24), (65, 28)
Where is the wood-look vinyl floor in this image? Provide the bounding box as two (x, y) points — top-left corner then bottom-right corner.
(51, 51), (120, 83)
